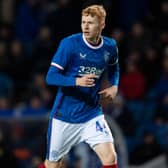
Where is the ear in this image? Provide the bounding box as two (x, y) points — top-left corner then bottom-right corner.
(101, 21), (105, 29)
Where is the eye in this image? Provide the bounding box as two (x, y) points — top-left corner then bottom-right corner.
(88, 21), (94, 24)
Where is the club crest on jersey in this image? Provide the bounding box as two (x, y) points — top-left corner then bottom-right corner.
(80, 52), (87, 59)
(104, 51), (110, 63)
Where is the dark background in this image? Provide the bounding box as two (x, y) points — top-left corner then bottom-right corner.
(0, 0), (168, 167)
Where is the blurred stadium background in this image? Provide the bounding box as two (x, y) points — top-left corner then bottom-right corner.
(0, 0), (167, 168)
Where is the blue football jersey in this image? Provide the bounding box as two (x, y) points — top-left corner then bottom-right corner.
(46, 33), (119, 123)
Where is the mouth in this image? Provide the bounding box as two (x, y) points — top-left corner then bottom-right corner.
(84, 32), (90, 35)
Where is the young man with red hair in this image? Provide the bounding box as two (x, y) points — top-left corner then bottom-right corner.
(40, 4), (119, 168)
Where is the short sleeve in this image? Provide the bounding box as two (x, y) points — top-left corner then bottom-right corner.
(109, 39), (119, 66)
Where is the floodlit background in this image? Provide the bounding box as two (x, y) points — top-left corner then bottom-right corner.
(0, 0), (167, 168)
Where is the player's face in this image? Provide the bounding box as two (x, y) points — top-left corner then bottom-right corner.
(81, 15), (104, 43)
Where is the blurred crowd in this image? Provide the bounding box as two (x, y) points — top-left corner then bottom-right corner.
(0, 0), (168, 167)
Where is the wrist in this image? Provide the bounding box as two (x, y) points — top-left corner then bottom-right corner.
(76, 78), (80, 86)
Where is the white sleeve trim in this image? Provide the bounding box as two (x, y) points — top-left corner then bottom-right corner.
(51, 62), (64, 70)
(109, 58), (118, 66)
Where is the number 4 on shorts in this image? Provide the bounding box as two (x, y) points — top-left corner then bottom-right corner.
(96, 121), (104, 132)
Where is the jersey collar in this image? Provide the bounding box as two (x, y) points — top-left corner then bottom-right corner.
(82, 34), (103, 49)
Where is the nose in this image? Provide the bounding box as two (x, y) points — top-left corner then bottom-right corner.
(84, 23), (89, 29)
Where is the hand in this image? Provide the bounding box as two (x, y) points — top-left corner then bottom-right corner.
(76, 74), (98, 87)
(98, 85), (118, 101)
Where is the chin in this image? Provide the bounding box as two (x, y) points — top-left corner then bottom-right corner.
(85, 36), (91, 40)
(85, 34), (92, 39)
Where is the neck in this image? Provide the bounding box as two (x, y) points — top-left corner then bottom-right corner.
(87, 35), (101, 46)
